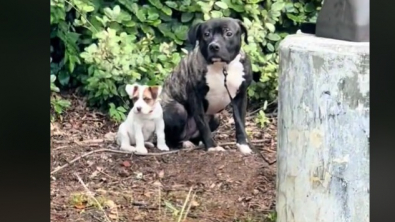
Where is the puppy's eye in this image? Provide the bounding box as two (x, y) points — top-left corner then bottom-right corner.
(131, 97), (138, 101)
(226, 31), (233, 37)
(143, 98), (152, 102)
(204, 32), (210, 37)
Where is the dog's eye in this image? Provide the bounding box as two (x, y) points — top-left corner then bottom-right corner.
(143, 98), (152, 102)
(204, 32), (210, 37)
(226, 31), (233, 37)
(131, 97), (138, 101)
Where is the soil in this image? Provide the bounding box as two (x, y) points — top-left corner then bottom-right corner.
(50, 93), (278, 222)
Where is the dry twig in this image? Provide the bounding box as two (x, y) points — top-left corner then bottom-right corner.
(51, 148), (196, 175)
(51, 139), (270, 175)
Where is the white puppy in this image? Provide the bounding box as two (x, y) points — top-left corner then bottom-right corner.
(116, 83), (169, 154)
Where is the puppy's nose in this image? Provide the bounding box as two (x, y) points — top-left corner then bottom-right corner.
(136, 107), (141, 112)
(209, 43), (220, 52)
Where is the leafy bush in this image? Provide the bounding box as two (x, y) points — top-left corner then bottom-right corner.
(50, 0), (322, 122)
(51, 58), (71, 121)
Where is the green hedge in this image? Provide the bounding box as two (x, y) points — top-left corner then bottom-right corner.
(50, 0), (322, 122)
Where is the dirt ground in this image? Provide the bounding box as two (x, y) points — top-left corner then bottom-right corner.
(50, 93), (278, 222)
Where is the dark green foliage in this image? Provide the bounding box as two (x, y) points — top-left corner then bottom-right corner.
(50, 0), (322, 122)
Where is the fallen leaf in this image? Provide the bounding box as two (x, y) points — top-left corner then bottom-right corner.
(74, 204), (86, 209)
(134, 215), (142, 220)
(89, 170), (99, 179)
(109, 213), (118, 220)
(153, 181), (162, 187)
(105, 200), (117, 209)
(143, 191), (151, 197)
(122, 161), (131, 167)
(86, 160), (94, 167)
(96, 189), (107, 195)
(104, 132), (116, 141)
(158, 170), (164, 178)
(190, 200), (199, 207)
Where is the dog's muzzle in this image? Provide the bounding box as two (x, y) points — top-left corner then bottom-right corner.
(206, 42), (231, 63)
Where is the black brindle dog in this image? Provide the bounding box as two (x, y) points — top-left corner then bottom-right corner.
(160, 17), (254, 154)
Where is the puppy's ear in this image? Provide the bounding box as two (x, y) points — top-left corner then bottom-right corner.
(236, 19), (249, 44)
(125, 84), (139, 97)
(148, 86), (162, 100)
(187, 22), (202, 46)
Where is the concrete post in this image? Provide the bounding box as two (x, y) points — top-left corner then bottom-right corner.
(276, 34), (369, 222)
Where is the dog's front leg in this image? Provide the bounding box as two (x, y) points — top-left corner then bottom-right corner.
(192, 99), (224, 152)
(155, 118), (170, 151)
(232, 89), (252, 154)
(133, 123), (148, 154)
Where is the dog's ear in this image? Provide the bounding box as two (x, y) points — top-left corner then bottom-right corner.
(148, 86), (162, 100)
(236, 19), (249, 44)
(187, 22), (202, 46)
(125, 84), (139, 98)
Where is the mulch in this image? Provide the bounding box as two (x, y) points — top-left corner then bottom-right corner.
(50, 93), (278, 222)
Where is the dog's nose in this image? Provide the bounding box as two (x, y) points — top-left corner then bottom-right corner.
(136, 107), (141, 112)
(209, 43), (220, 52)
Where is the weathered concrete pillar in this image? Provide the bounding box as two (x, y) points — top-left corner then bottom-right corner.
(276, 34), (369, 222)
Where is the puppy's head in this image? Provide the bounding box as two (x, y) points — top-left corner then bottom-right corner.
(125, 84), (162, 115)
(187, 17), (248, 64)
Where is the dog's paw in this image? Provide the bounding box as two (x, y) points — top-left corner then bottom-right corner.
(197, 141), (204, 148)
(182, 141), (196, 149)
(157, 143), (170, 151)
(208, 146), (225, 152)
(236, 143), (253, 155)
(120, 145), (136, 153)
(135, 146), (148, 154)
(144, 142), (155, 149)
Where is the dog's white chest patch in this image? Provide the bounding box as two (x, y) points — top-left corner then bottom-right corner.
(205, 55), (245, 114)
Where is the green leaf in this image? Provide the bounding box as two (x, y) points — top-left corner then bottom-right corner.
(165, 1), (178, 9)
(271, 2), (285, 11)
(136, 10), (146, 22)
(210, 10), (223, 18)
(304, 3), (315, 13)
(181, 12), (194, 23)
(223, 8), (231, 16)
(58, 71), (70, 86)
(161, 6), (172, 16)
(157, 55), (167, 61)
(148, 0), (163, 9)
(267, 33), (281, 41)
(113, 5), (121, 15)
(147, 8), (160, 21)
(285, 2), (295, 12)
(117, 106), (127, 112)
(50, 75), (56, 83)
(265, 23), (275, 32)
(215, 1), (228, 9)
(267, 43), (274, 52)
(174, 25), (189, 40)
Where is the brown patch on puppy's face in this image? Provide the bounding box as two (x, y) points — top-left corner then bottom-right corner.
(142, 86), (158, 108)
(129, 85), (162, 115)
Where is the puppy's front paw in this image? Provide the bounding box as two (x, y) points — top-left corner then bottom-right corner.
(135, 146), (148, 154)
(182, 141), (196, 149)
(236, 143), (253, 155)
(208, 146), (225, 152)
(144, 142), (155, 149)
(120, 145), (136, 153)
(157, 143), (170, 151)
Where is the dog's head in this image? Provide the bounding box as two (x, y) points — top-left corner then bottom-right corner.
(125, 83), (162, 115)
(187, 17), (248, 64)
